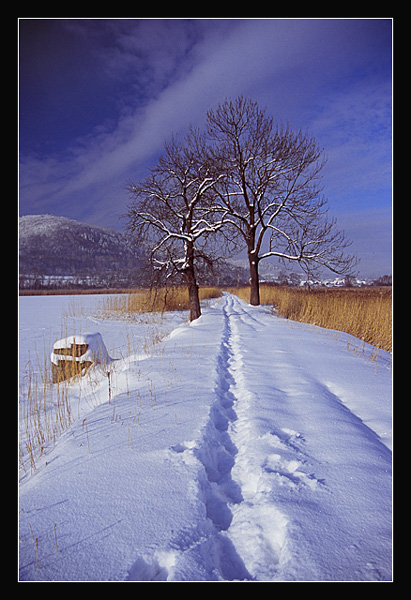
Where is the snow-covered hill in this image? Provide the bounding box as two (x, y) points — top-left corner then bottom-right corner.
(18, 293), (392, 581)
(19, 214), (248, 288)
(19, 214), (147, 278)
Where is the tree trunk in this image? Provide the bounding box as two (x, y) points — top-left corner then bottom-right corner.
(249, 253), (260, 306)
(184, 264), (202, 321)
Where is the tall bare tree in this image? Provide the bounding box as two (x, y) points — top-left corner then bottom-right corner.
(125, 129), (227, 321)
(207, 97), (357, 305)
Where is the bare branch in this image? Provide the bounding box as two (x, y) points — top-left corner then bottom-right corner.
(125, 96), (357, 310)
(206, 97), (357, 304)
(125, 128), (238, 320)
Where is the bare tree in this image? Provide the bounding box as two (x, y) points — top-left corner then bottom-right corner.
(207, 97), (357, 305)
(125, 129), (227, 321)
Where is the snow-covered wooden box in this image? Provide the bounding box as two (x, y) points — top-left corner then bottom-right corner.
(51, 333), (110, 383)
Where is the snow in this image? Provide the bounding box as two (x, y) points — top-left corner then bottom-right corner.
(51, 333), (112, 365)
(18, 293), (392, 581)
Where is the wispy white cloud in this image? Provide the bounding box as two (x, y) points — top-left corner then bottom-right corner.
(20, 20), (290, 217)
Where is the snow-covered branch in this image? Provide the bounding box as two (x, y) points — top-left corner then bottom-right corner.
(126, 96), (357, 310)
(125, 127), (241, 320)
(206, 97), (357, 304)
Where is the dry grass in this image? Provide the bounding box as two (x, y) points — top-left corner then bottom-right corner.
(19, 286), (222, 475)
(20, 353), (72, 473)
(99, 286), (222, 317)
(20, 340), (120, 475)
(19, 307), (114, 475)
(228, 285), (392, 353)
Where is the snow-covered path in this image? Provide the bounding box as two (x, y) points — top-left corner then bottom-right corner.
(19, 293), (392, 581)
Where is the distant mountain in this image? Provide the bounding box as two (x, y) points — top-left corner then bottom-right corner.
(19, 215), (148, 288)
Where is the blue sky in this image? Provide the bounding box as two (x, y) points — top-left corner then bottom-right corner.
(18, 18), (392, 277)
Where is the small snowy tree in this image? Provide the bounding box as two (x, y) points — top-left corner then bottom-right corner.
(207, 97), (357, 305)
(126, 129), (228, 321)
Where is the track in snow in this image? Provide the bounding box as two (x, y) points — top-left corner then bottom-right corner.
(167, 293), (391, 581)
(192, 295), (252, 580)
(170, 295), (292, 581)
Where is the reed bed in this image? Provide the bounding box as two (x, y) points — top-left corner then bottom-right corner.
(99, 286), (222, 317)
(228, 285), (392, 353)
(19, 286), (222, 475)
(20, 354), (73, 474)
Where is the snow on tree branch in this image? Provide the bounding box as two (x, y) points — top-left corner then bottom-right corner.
(126, 96), (357, 310)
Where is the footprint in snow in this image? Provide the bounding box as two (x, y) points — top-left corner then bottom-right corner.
(171, 440), (196, 453)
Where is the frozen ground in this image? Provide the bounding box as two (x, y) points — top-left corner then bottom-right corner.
(18, 293), (392, 581)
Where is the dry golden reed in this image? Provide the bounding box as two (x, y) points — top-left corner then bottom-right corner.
(228, 285), (392, 353)
(20, 287), (223, 475)
(99, 286), (221, 317)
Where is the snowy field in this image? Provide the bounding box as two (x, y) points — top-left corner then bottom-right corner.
(18, 293), (392, 581)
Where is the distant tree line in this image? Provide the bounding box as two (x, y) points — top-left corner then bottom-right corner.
(18, 268), (149, 291)
(371, 274), (392, 286)
(19, 261), (249, 292)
